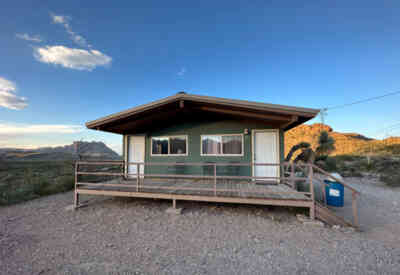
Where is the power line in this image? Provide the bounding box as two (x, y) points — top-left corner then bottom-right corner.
(324, 90), (400, 111)
(370, 122), (400, 135)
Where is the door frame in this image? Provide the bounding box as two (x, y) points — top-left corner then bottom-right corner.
(124, 135), (146, 178)
(251, 129), (280, 178)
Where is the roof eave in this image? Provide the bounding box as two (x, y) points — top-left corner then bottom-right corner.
(85, 93), (320, 129)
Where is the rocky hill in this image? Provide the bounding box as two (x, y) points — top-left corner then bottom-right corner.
(0, 141), (121, 161)
(285, 123), (400, 156)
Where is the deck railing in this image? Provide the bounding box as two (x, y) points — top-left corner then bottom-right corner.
(74, 161), (360, 227)
(311, 164), (360, 227)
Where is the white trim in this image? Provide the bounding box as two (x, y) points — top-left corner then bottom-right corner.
(200, 134), (244, 157)
(124, 135), (127, 176)
(251, 129), (280, 178)
(150, 135), (189, 156)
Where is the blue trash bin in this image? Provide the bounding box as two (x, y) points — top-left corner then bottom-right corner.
(325, 180), (344, 207)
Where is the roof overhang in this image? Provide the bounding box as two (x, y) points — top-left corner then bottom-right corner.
(86, 92), (320, 134)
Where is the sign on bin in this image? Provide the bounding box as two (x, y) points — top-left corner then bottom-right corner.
(329, 189), (340, 197)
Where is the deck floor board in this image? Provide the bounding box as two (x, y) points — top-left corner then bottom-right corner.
(77, 178), (311, 201)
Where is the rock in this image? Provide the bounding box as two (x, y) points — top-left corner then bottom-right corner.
(342, 227), (356, 233)
(165, 207), (183, 215)
(296, 214), (309, 223)
(303, 220), (325, 227)
(64, 205), (76, 211)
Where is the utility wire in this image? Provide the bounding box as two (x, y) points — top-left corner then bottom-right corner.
(324, 90), (400, 111)
(370, 122), (400, 135)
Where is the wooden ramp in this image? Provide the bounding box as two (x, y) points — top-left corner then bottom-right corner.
(315, 202), (355, 228)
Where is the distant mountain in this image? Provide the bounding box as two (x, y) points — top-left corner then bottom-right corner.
(0, 141), (121, 161)
(285, 123), (400, 156)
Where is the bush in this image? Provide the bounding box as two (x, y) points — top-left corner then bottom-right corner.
(324, 157), (337, 171)
(31, 178), (52, 196)
(380, 174), (400, 187)
(315, 157), (337, 172)
(58, 176), (75, 192)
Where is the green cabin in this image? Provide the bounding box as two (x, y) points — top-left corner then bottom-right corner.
(86, 92), (319, 179)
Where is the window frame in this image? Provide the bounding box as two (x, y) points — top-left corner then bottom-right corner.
(200, 134), (244, 156)
(150, 135), (189, 156)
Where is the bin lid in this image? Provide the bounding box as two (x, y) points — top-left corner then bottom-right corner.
(326, 172), (343, 182)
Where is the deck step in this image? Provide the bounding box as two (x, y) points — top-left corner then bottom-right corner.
(315, 202), (354, 228)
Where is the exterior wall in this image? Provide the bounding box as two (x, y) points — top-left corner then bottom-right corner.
(124, 118), (283, 177)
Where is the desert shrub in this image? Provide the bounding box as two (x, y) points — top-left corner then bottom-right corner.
(31, 178), (52, 196)
(324, 157), (337, 172)
(58, 175), (75, 192)
(315, 155), (328, 162)
(380, 173), (400, 187)
(0, 182), (36, 205)
(334, 154), (362, 162)
(341, 167), (363, 178)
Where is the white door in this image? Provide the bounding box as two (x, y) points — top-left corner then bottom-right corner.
(127, 136), (145, 178)
(253, 130), (279, 180)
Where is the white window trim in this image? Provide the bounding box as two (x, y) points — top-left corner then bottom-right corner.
(200, 134), (244, 156)
(150, 135), (189, 156)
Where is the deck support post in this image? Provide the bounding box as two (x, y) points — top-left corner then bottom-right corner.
(136, 163), (140, 192)
(172, 199), (176, 209)
(308, 164), (315, 220)
(213, 164), (217, 196)
(352, 192), (359, 228)
(74, 191), (79, 209)
(74, 162), (79, 209)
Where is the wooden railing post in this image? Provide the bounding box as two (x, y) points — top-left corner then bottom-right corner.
(308, 163), (315, 220)
(352, 192), (359, 228)
(74, 162), (79, 208)
(214, 163), (217, 196)
(321, 175), (327, 205)
(136, 163), (140, 192)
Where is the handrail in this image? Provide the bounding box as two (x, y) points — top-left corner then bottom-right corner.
(311, 164), (360, 195)
(311, 164), (360, 228)
(75, 161), (310, 194)
(77, 160), (124, 165)
(113, 161), (311, 167)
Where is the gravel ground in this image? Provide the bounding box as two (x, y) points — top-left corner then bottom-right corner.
(1, 177), (400, 275)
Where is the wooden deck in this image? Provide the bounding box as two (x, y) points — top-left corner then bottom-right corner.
(76, 178), (313, 208)
(74, 161), (360, 228)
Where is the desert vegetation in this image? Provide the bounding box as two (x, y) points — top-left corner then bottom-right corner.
(285, 124), (400, 187)
(0, 161), (75, 205)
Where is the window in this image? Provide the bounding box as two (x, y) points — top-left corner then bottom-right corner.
(151, 136), (188, 156)
(201, 134), (243, 156)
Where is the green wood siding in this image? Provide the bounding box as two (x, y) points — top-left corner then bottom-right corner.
(125, 118), (283, 177)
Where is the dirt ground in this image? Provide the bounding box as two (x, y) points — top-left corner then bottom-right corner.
(1, 176), (400, 275)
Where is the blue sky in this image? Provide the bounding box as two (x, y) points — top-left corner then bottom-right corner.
(1, 1), (400, 154)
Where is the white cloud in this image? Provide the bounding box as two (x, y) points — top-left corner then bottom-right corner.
(34, 45), (112, 71)
(51, 14), (69, 25)
(15, 33), (43, 42)
(177, 67), (186, 77)
(0, 143), (71, 149)
(0, 77), (28, 110)
(0, 123), (83, 135)
(50, 13), (90, 48)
